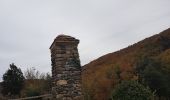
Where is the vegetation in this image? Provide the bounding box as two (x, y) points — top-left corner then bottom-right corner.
(24, 67), (51, 80)
(111, 81), (153, 100)
(82, 28), (170, 99)
(22, 67), (52, 97)
(1, 63), (25, 96)
(67, 57), (81, 69)
(0, 66), (52, 99)
(135, 56), (170, 98)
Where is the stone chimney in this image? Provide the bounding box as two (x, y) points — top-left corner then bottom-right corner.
(50, 35), (82, 100)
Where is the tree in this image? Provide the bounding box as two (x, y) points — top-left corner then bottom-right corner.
(24, 67), (50, 80)
(24, 67), (43, 79)
(23, 68), (52, 97)
(111, 81), (154, 100)
(1, 63), (25, 96)
(43, 73), (52, 92)
(135, 57), (170, 98)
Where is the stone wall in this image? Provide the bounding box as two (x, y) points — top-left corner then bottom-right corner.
(50, 35), (83, 100)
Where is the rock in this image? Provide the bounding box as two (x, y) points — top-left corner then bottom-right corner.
(57, 80), (67, 85)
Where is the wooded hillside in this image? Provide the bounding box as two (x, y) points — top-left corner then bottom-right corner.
(82, 28), (170, 100)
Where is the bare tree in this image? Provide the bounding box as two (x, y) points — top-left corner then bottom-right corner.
(24, 67), (46, 79)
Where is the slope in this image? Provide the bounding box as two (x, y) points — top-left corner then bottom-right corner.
(82, 28), (170, 100)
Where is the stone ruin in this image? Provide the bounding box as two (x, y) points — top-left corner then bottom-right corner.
(50, 35), (83, 100)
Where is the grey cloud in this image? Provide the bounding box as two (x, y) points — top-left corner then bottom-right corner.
(0, 0), (170, 81)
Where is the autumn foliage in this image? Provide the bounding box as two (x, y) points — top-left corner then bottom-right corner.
(82, 28), (170, 100)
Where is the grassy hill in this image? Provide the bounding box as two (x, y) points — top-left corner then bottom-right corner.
(82, 28), (170, 100)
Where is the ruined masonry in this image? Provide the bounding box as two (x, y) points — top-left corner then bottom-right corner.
(50, 35), (83, 100)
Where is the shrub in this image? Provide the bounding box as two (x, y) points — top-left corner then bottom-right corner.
(25, 86), (42, 100)
(111, 81), (154, 100)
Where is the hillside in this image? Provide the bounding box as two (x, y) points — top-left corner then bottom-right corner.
(82, 28), (170, 100)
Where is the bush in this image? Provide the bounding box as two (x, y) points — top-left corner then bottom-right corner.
(111, 81), (153, 100)
(25, 86), (42, 100)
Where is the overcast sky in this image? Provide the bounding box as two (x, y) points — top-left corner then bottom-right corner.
(0, 0), (170, 81)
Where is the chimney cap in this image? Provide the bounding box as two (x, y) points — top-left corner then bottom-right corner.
(50, 34), (79, 49)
